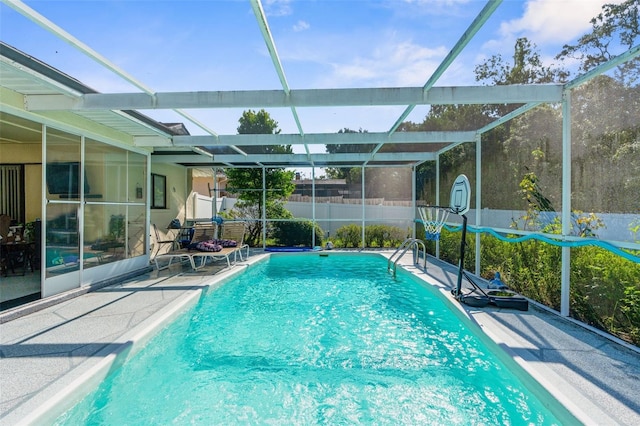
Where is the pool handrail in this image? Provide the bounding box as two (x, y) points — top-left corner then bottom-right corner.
(388, 238), (426, 277)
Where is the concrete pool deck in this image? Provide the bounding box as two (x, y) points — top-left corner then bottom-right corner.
(0, 251), (639, 425)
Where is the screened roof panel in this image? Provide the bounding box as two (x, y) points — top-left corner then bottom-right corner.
(378, 143), (449, 154)
(1, 1), (638, 169)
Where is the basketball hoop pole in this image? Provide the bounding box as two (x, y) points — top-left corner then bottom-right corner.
(454, 213), (467, 297)
(448, 174), (471, 298)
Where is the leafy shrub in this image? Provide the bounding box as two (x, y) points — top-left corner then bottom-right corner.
(365, 224), (407, 247)
(272, 220), (324, 247)
(334, 224), (362, 248)
(618, 286), (640, 345)
(333, 224), (409, 248)
(433, 227), (476, 270)
(571, 245), (640, 344)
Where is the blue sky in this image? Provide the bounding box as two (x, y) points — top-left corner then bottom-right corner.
(0, 0), (620, 137)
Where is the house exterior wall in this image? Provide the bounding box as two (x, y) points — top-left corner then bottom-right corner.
(150, 163), (189, 252)
(0, 85), (188, 305)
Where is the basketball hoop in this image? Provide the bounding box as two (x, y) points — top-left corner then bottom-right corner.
(418, 206), (450, 240)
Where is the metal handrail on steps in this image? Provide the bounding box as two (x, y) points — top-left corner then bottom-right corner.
(387, 238), (426, 277)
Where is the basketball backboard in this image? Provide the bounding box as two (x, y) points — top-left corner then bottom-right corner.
(450, 174), (471, 215)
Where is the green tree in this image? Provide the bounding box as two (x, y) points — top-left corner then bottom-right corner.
(557, 1), (640, 212)
(404, 104), (491, 204)
(498, 103), (563, 211)
(556, 0), (640, 85)
(407, 38), (569, 208)
(225, 109), (295, 246)
(476, 38), (569, 86)
(566, 76), (640, 212)
(475, 37), (569, 120)
(325, 128), (373, 182)
(235, 109), (290, 154)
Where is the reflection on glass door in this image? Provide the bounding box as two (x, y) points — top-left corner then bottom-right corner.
(83, 140), (146, 270)
(46, 203), (80, 274)
(44, 127), (82, 296)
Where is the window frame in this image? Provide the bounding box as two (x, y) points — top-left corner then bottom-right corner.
(0, 164), (26, 223)
(151, 173), (167, 209)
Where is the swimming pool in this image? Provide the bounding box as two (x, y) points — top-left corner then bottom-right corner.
(55, 253), (575, 424)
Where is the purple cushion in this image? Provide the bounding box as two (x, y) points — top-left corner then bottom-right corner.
(195, 240), (222, 252)
(219, 239), (237, 248)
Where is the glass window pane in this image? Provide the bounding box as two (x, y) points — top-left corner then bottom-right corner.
(129, 152), (146, 203)
(46, 128), (81, 279)
(46, 128), (81, 201)
(127, 205), (147, 257)
(84, 204), (126, 269)
(151, 174), (167, 209)
(46, 203), (80, 277)
(86, 138), (128, 203)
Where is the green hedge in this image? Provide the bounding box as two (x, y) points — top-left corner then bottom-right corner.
(271, 220), (324, 247)
(333, 224), (408, 248)
(432, 229), (640, 346)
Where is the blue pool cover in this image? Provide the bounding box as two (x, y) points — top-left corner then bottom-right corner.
(265, 246), (322, 252)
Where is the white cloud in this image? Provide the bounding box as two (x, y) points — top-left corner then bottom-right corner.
(382, 0), (476, 20)
(263, 0), (293, 17)
(499, 0), (624, 44)
(402, 0), (471, 4)
(400, 0), (473, 10)
(327, 39), (449, 87)
(293, 20), (309, 32)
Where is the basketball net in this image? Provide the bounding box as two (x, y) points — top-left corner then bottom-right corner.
(418, 207), (450, 240)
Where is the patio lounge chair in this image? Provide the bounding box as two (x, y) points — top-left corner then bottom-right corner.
(153, 222), (216, 270)
(152, 223), (177, 257)
(190, 221), (249, 270)
(220, 221), (250, 261)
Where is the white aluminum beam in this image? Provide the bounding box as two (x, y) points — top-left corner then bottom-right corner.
(373, 0), (502, 164)
(561, 90), (572, 317)
(25, 85), (564, 111)
(170, 131), (476, 147)
(151, 151), (436, 165)
(250, 0), (289, 98)
(477, 102), (543, 134)
(565, 43), (640, 90)
(134, 136), (175, 147)
(250, 0), (309, 160)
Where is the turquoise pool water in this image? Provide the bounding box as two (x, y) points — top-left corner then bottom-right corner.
(56, 253), (570, 425)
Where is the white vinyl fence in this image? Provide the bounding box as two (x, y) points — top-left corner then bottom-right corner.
(189, 192), (639, 244)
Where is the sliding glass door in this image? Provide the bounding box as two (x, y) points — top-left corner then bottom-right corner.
(43, 127), (148, 298)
